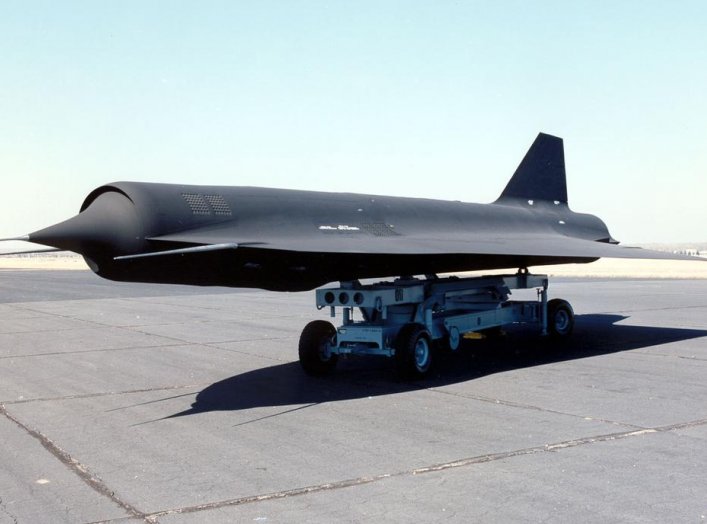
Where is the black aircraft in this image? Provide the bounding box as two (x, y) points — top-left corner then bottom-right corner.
(1, 133), (696, 291)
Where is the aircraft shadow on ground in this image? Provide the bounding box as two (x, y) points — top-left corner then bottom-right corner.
(167, 314), (707, 419)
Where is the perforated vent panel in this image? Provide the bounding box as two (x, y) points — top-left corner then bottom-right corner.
(182, 193), (210, 215)
(204, 195), (232, 216)
(182, 193), (232, 216)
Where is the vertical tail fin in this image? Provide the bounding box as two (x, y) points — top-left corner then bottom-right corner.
(495, 133), (567, 205)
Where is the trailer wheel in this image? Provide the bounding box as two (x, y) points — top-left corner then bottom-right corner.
(395, 324), (433, 379)
(299, 320), (338, 375)
(547, 299), (574, 338)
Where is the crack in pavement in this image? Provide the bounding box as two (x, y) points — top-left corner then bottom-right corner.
(5, 302), (297, 367)
(1, 383), (204, 406)
(3, 384), (705, 523)
(134, 417), (707, 521)
(12, 297), (304, 334)
(6, 304), (121, 330)
(0, 495), (20, 524)
(427, 388), (646, 429)
(629, 350), (707, 362)
(0, 404), (148, 522)
(0, 342), (190, 361)
(122, 327), (293, 358)
(598, 304), (707, 316)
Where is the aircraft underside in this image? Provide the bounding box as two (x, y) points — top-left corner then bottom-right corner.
(94, 248), (597, 291)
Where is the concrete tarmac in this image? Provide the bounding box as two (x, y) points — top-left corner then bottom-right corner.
(1, 270), (706, 523)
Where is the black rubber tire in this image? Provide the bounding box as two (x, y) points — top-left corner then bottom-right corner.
(299, 320), (338, 375)
(547, 299), (575, 338)
(395, 323), (433, 380)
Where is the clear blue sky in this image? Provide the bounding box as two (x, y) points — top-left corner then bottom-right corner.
(1, 1), (705, 245)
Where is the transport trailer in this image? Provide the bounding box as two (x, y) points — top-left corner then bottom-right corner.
(298, 271), (574, 379)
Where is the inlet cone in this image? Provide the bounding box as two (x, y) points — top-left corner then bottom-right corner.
(28, 190), (143, 258)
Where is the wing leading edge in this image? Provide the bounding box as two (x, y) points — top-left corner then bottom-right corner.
(136, 229), (697, 263)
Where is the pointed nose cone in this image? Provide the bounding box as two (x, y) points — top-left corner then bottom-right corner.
(28, 190), (143, 257)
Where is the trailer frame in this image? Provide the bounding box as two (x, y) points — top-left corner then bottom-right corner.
(299, 270), (574, 378)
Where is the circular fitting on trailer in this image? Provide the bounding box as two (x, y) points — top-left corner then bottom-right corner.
(448, 326), (460, 351)
(324, 291), (335, 304)
(353, 292), (364, 305)
(554, 310), (570, 332)
(338, 292), (349, 304)
(414, 337), (430, 370)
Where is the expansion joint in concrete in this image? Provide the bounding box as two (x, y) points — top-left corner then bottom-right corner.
(0, 403), (148, 522)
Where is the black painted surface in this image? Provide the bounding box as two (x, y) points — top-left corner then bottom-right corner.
(6, 133), (699, 290)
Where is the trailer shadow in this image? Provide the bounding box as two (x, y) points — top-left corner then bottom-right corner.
(168, 314), (707, 419)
